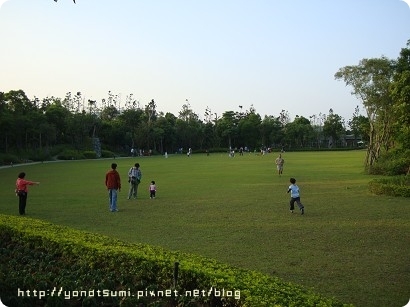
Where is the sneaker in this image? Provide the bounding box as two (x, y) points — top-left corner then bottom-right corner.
(290, 210), (294, 213)
(301, 208), (304, 215)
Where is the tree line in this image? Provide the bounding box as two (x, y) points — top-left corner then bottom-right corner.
(0, 89), (363, 158)
(1, 39), (408, 167)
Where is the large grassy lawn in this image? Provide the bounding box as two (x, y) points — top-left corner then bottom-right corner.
(1, 150), (409, 307)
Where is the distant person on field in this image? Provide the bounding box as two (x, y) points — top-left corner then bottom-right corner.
(105, 163), (121, 212)
(15, 172), (40, 215)
(287, 177), (304, 215)
(149, 180), (156, 199)
(127, 163), (142, 199)
(275, 154), (285, 176)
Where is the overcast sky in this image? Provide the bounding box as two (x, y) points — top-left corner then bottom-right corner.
(0, 0), (409, 122)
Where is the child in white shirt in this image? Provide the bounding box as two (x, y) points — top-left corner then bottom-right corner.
(287, 177), (305, 215)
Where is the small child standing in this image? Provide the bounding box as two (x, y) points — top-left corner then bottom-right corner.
(287, 177), (305, 215)
(149, 180), (156, 199)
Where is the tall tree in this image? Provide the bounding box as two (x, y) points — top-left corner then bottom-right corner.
(335, 57), (395, 167)
(0, 92), (14, 152)
(284, 116), (314, 148)
(4, 90), (34, 150)
(237, 112), (261, 149)
(154, 113), (177, 153)
(348, 106), (370, 144)
(390, 40), (410, 150)
(323, 109), (345, 147)
(120, 108), (143, 148)
(260, 115), (283, 148)
(176, 103), (203, 149)
(44, 99), (71, 144)
(216, 111), (238, 149)
(309, 113), (326, 148)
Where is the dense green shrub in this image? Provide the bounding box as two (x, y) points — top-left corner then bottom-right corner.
(0, 150), (52, 165)
(0, 215), (352, 307)
(56, 150), (86, 160)
(0, 153), (20, 165)
(49, 144), (73, 157)
(101, 150), (116, 158)
(27, 149), (52, 162)
(369, 175), (410, 197)
(368, 149), (410, 175)
(83, 151), (97, 159)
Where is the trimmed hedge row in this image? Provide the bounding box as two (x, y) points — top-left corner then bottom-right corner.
(369, 176), (410, 197)
(0, 215), (353, 307)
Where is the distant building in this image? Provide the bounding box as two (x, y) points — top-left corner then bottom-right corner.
(344, 134), (363, 147)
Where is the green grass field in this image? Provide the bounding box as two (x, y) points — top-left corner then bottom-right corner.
(1, 151), (409, 307)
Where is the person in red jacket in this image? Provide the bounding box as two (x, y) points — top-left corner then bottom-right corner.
(105, 163), (121, 212)
(15, 172), (40, 215)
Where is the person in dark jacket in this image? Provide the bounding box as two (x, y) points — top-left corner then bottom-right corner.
(105, 163), (121, 212)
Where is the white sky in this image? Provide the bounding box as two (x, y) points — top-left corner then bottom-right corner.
(0, 0), (409, 121)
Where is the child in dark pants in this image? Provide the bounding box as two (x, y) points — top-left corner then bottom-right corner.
(287, 177), (304, 215)
(149, 181), (156, 199)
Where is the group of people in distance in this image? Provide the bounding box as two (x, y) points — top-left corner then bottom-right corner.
(105, 162), (156, 212)
(14, 153), (304, 216)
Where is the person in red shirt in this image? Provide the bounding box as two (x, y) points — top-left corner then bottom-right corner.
(15, 172), (40, 215)
(105, 163), (121, 212)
